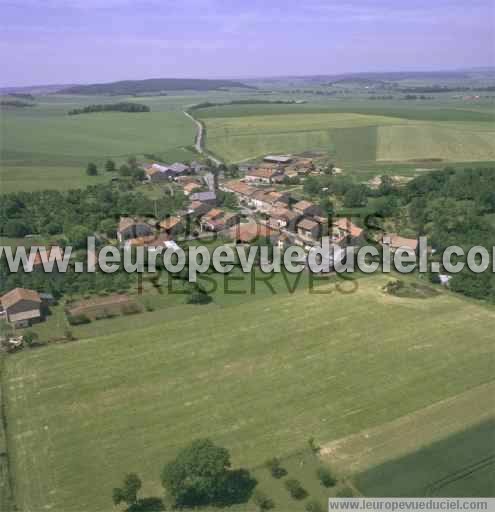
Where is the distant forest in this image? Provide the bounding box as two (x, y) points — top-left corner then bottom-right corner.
(0, 99), (35, 108)
(68, 102), (150, 115)
(59, 78), (256, 95)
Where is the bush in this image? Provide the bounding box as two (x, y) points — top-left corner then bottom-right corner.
(317, 467), (336, 488)
(121, 303), (142, 315)
(252, 490), (274, 511)
(264, 457), (287, 479)
(284, 479), (307, 500)
(67, 313), (91, 325)
(336, 486), (355, 497)
(144, 301), (155, 312)
(306, 499), (324, 512)
(23, 330), (39, 346)
(186, 290), (212, 305)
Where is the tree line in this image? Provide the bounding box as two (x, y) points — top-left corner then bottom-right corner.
(68, 102), (150, 115)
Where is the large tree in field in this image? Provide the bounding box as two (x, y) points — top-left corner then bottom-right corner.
(161, 439), (232, 507)
(112, 473), (142, 508)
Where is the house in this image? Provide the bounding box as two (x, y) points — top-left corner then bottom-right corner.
(381, 234), (418, 253)
(190, 191), (217, 204)
(118, 217), (155, 245)
(221, 181), (257, 203)
(263, 155), (293, 164)
(201, 209), (239, 232)
(297, 218), (321, 241)
(332, 218), (364, 244)
(190, 161), (209, 173)
(268, 207), (300, 230)
(228, 222), (279, 244)
(292, 200), (321, 217)
(0, 288), (43, 328)
(183, 182), (202, 196)
(245, 166), (284, 184)
(187, 201), (212, 218)
(250, 190), (290, 213)
(159, 216), (183, 236)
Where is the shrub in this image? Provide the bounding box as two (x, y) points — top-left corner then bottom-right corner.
(308, 437), (320, 454)
(306, 499), (324, 512)
(186, 290), (212, 305)
(121, 303), (142, 315)
(144, 301), (155, 312)
(67, 313), (91, 325)
(252, 490), (274, 511)
(264, 457), (287, 479)
(284, 479), (307, 500)
(23, 330), (38, 346)
(317, 467), (336, 488)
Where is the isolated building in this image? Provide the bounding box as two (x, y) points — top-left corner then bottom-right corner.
(0, 288), (42, 328)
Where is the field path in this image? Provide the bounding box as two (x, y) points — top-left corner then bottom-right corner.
(183, 110), (223, 165)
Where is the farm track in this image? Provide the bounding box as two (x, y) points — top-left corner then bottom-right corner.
(183, 110), (223, 165)
(425, 454), (495, 496)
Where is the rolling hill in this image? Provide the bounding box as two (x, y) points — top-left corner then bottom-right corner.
(59, 78), (256, 95)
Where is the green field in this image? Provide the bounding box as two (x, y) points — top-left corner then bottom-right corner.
(321, 382), (495, 496)
(201, 109), (495, 164)
(4, 276), (495, 511)
(0, 95), (197, 192)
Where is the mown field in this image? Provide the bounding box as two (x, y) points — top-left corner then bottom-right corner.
(4, 275), (495, 511)
(200, 108), (495, 164)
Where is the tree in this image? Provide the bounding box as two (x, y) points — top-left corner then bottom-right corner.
(119, 164), (132, 177)
(105, 159), (116, 173)
(86, 162), (98, 176)
(161, 438), (231, 507)
(343, 185), (368, 208)
(303, 176), (321, 196)
(253, 490), (274, 511)
(3, 219), (30, 237)
(284, 479), (307, 500)
(112, 473), (142, 507)
(316, 466), (336, 487)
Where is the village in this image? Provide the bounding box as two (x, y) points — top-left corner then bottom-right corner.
(0, 154), (421, 342)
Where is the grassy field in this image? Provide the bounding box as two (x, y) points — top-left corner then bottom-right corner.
(321, 381), (495, 496)
(0, 355), (15, 512)
(201, 109), (495, 164)
(3, 275), (495, 511)
(0, 95), (198, 192)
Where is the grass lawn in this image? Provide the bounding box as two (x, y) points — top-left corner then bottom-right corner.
(3, 275), (495, 511)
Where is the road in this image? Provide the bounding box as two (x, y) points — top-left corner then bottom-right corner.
(183, 110), (222, 166)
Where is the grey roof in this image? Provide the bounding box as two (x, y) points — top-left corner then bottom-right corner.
(169, 162), (189, 173)
(190, 191), (216, 202)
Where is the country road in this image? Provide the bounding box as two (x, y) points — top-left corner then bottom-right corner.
(183, 110), (222, 165)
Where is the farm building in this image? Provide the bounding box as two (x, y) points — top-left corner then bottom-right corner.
(381, 234), (419, 253)
(245, 166), (285, 184)
(221, 181), (257, 203)
(190, 191), (217, 204)
(263, 155), (293, 164)
(118, 217), (155, 245)
(0, 288), (43, 328)
(145, 162), (190, 182)
(201, 209), (239, 232)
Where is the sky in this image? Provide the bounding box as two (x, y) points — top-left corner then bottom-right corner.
(1, 0), (494, 87)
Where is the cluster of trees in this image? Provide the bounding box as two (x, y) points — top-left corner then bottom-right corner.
(112, 439), (256, 511)
(86, 157), (146, 180)
(0, 182), (185, 242)
(370, 167), (495, 302)
(68, 102), (150, 115)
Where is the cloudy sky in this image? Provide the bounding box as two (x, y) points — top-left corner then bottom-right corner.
(1, 0), (494, 86)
